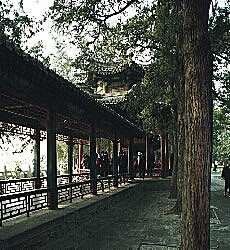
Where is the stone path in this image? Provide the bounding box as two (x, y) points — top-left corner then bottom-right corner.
(1, 172), (230, 250)
(37, 179), (181, 250)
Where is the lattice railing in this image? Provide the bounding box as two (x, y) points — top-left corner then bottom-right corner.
(72, 173), (90, 183)
(0, 188), (48, 226)
(0, 174), (130, 226)
(0, 178), (37, 195)
(0, 174), (90, 195)
(118, 173), (129, 185)
(97, 176), (114, 192)
(58, 180), (93, 204)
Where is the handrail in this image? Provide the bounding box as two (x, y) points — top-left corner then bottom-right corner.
(0, 174), (130, 226)
(0, 188), (49, 226)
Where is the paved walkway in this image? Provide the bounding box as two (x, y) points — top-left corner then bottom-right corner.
(1, 172), (229, 250)
(41, 180), (179, 250)
(38, 178), (180, 250)
(210, 171), (230, 249)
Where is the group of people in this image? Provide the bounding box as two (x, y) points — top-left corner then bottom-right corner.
(96, 151), (111, 177)
(81, 151), (112, 177)
(81, 150), (161, 178)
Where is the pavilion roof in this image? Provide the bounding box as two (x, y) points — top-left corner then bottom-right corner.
(87, 61), (144, 87)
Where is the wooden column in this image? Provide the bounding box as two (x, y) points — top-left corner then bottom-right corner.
(160, 133), (166, 178)
(165, 133), (169, 177)
(68, 135), (73, 183)
(128, 137), (134, 179)
(68, 135), (73, 203)
(34, 128), (41, 189)
(47, 110), (58, 209)
(90, 123), (97, 195)
(113, 136), (119, 187)
(146, 134), (150, 176)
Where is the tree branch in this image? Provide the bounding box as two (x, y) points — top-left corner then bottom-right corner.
(96, 0), (138, 21)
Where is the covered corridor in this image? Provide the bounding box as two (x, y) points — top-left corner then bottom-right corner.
(0, 39), (170, 238)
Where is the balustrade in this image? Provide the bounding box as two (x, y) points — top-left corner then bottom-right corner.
(0, 173), (90, 195)
(0, 173), (130, 226)
(0, 188), (48, 226)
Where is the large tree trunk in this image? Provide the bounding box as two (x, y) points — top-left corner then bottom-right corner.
(169, 0), (185, 213)
(181, 1), (212, 249)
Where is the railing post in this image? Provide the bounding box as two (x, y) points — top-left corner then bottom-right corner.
(26, 194), (30, 217)
(101, 180), (104, 192)
(80, 185), (83, 199)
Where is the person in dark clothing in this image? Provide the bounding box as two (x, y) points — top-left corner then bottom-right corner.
(101, 151), (109, 177)
(213, 161), (217, 172)
(138, 152), (146, 179)
(221, 160), (230, 197)
(119, 151), (128, 174)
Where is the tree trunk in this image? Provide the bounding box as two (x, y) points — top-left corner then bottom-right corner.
(175, 75), (185, 213)
(169, 119), (178, 199)
(170, 0), (185, 212)
(181, 1), (212, 249)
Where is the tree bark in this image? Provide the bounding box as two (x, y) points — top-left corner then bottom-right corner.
(169, 124), (178, 199)
(181, 1), (212, 249)
(169, 0), (185, 213)
(175, 72), (185, 213)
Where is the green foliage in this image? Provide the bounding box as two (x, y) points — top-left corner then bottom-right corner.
(56, 141), (68, 164)
(213, 108), (230, 164)
(96, 138), (112, 156)
(44, 0), (230, 137)
(0, 0), (39, 45)
(209, 1), (230, 99)
(0, 130), (32, 153)
(50, 0), (177, 131)
(208, 2), (230, 165)
(51, 39), (78, 83)
(28, 41), (51, 67)
(49, 0), (141, 44)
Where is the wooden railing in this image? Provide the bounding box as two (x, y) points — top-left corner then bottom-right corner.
(0, 173), (90, 195)
(0, 188), (48, 226)
(0, 174), (130, 226)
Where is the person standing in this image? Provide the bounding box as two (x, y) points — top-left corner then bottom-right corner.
(138, 152), (145, 179)
(221, 160), (230, 197)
